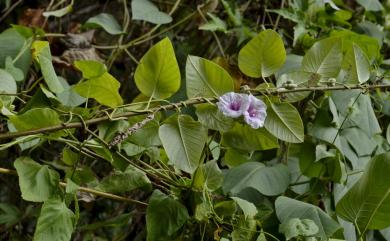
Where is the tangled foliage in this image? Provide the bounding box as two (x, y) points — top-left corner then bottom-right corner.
(0, 0), (390, 241)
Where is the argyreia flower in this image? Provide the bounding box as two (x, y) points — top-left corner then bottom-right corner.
(243, 95), (267, 129)
(217, 92), (249, 118)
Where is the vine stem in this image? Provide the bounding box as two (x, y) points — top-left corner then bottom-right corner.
(0, 84), (389, 141)
(0, 167), (148, 206)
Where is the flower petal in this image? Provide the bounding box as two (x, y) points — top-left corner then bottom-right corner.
(217, 92), (249, 118)
(243, 95), (267, 129)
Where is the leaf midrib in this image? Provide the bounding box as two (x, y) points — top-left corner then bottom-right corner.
(271, 103), (303, 142)
(188, 56), (219, 97)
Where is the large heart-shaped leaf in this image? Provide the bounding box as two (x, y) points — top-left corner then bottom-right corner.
(301, 37), (342, 79)
(146, 190), (189, 241)
(159, 115), (207, 174)
(131, 0), (172, 24)
(276, 196), (341, 240)
(32, 41), (64, 93)
(186, 55), (234, 98)
(336, 152), (390, 231)
(135, 37), (180, 99)
(238, 29), (286, 78)
(222, 123), (279, 151)
(33, 199), (75, 241)
(223, 162), (290, 196)
(264, 102), (304, 143)
(14, 157), (60, 202)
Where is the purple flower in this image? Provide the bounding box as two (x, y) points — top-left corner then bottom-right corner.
(217, 92), (249, 118)
(243, 95), (267, 129)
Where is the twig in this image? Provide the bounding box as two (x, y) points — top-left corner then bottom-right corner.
(0, 167), (147, 206)
(0, 84), (389, 141)
(0, 0), (23, 23)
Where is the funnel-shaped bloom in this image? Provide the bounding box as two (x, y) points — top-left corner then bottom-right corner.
(217, 92), (249, 118)
(243, 95), (267, 129)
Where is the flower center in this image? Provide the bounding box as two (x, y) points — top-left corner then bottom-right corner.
(229, 101), (240, 111)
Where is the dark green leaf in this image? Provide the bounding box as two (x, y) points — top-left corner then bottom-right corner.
(146, 190), (189, 241)
(33, 199), (75, 241)
(14, 157), (60, 202)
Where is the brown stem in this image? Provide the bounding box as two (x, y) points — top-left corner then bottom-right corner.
(0, 167), (147, 206)
(0, 84), (389, 141)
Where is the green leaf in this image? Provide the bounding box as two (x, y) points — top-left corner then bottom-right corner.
(95, 166), (151, 194)
(73, 72), (123, 107)
(146, 190), (189, 241)
(186, 55), (234, 98)
(336, 152), (390, 231)
(0, 203), (21, 227)
(5, 56), (24, 82)
(356, 0), (383, 11)
(74, 60), (106, 79)
(193, 160), (223, 191)
(33, 199), (75, 241)
(135, 38), (181, 99)
(238, 29), (286, 78)
(341, 44), (370, 84)
(231, 197), (258, 219)
(9, 108), (62, 131)
(279, 218), (319, 240)
(199, 13), (227, 32)
(301, 37), (342, 79)
(84, 13), (123, 35)
(387, 124), (390, 145)
(223, 162), (290, 196)
(32, 41), (64, 93)
(131, 0), (172, 24)
(43, 4), (73, 17)
(0, 68), (17, 104)
(14, 157), (60, 202)
(276, 196), (341, 240)
(195, 103), (234, 132)
(159, 115), (207, 174)
(222, 123), (279, 151)
(264, 102), (304, 143)
(0, 28), (32, 76)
